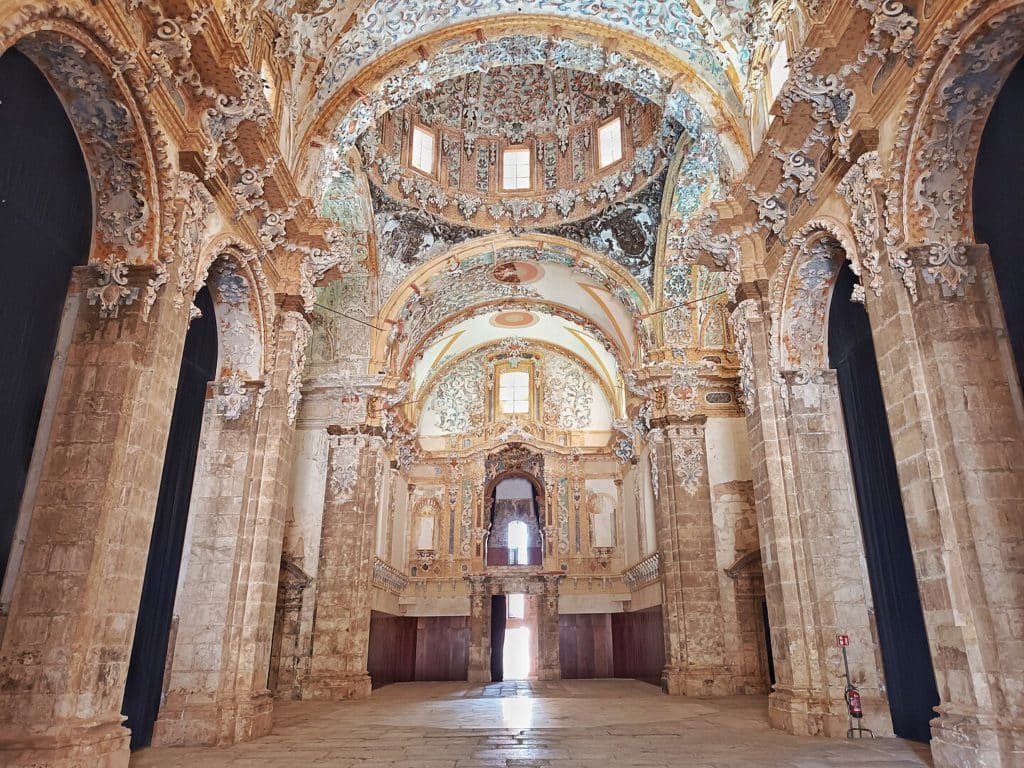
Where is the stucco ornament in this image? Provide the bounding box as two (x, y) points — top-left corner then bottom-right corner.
(888, 4), (1024, 298)
(427, 356), (485, 434)
(542, 355), (594, 430)
(215, 373), (254, 420)
(88, 255), (140, 319)
(776, 47), (856, 160)
(836, 152), (886, 298)
(18, 34), (151, 260)
(171, 172), (217, 310)
(284, 311), (314, 425)
(671, 438), (705, 497)
(729, 300), (759, 415)
(201, 66), (273, 179)
(327, 436), (363, 503)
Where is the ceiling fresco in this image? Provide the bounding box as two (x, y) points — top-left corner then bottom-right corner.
(386, 243), (645, 367)
(356, 65), (679, 233)
(272, 2), (756, 121)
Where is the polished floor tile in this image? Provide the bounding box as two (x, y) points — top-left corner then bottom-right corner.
(130, 680), (933, 768)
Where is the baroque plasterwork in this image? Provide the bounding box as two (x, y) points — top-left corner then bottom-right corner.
(274, 3), (747, 123)
(358, 67), (680, 237)
(729, 299), (759, 415)
(886, 0), (1024, 298)
(17, 33), (153, 262)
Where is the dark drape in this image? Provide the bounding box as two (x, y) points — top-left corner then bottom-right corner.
(0, 49), (91, 578)
(829, 263), (939, 742)
(974, 57), (1024, 387)
(489, 594), (506, 682)
(121, 287), (218, 750)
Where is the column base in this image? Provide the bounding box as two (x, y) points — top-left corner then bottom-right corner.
(930, 704), (1024, 768)
(660, 666), (737, 697)
(0, 715), (129, 768)
(467, 668), (492, 683)
(152, 689), (274, 747)
(768, 685), (893, 738)
(300, 673), (372, 701)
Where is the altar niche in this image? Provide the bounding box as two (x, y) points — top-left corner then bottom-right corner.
(485, 475), (543, 567)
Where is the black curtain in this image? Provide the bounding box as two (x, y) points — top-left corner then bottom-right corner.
(829, 263), (939, 742)
(121, 287), (218, 749)
(0, 49), (91, 578)
(490, 594), (507, 683)
(974, 56), (1024, 387)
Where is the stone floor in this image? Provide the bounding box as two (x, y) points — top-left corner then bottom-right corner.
(130, 679), (934, 767)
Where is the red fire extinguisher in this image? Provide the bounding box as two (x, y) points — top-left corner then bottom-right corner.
(846, 686), (863, 719)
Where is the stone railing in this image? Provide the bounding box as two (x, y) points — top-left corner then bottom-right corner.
(622, 553), (660, 590)
(372, 557), (409, 595)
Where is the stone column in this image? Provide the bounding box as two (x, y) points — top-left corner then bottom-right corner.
(733, 292), (838, 736)
(0, 265), (190, 768)
(866, 244), (1024, 766)
(153, 307), (309, 745)
(465, 574), (491, 683)
(301, 433), (383, 700)
(535, 574), (562, 681)
(650, 419), (731, 696)
(734, 290), (894, 737)
(782, 368), (891, 736)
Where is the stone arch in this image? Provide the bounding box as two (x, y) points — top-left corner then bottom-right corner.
(886, 0), (1024, 297)
(373, 234), (651, 375)
(198, 238), (276, 381)
(1, 6), (171, 267)
(769, 218), (858, 380)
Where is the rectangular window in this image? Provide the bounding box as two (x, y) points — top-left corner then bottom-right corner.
(507, 592), (526, 618)
(502, 148), (531, 190)
(499, 370), (530, 414)
(411, 125), (435, 175)
(597, 117), (623, 168)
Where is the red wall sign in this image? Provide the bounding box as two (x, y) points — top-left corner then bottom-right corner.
(837, 634), (850, 647)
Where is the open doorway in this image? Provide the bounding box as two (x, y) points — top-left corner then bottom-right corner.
(490, 592), (538, 681)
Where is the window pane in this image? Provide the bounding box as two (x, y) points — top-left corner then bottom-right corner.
(507, 593), (525, 618)
(499, 370), (529, 414)
(411, 126), (434, 174)
(502, 148), (531, 190)
(598, 118), (623, 168)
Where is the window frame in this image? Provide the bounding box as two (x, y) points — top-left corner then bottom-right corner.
(410, 123), (437, 178)
(493, 360), (536, 421)
(501, 146), (533, 191)
(597, 116), (624, 169)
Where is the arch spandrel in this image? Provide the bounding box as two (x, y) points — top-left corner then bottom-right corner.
(887, 0), (1024, 298)
(2, 9), (171, 270)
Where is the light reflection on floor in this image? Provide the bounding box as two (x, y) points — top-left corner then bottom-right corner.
(498, 694), (536, 728)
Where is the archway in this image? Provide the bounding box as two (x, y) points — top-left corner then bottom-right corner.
(487, 476), (542, 567)
(974, 55), (1024, 387)
(121, 286), (218, 749)
(828, 263), (940, 742)
(0, 47), (91, 593)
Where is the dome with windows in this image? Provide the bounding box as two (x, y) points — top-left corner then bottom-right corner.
(356, 64), (677, 231)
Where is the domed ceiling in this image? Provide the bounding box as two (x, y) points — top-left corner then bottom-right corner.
(357, 64), (676, 232)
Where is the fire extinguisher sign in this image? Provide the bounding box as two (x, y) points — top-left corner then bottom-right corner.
(837, 634), (850, 647)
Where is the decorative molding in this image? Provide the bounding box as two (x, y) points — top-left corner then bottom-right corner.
(87, 256), (140, 319)
(729, 299), (759, 415)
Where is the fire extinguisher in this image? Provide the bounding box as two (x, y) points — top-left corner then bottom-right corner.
(846, 686), (863, 719)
